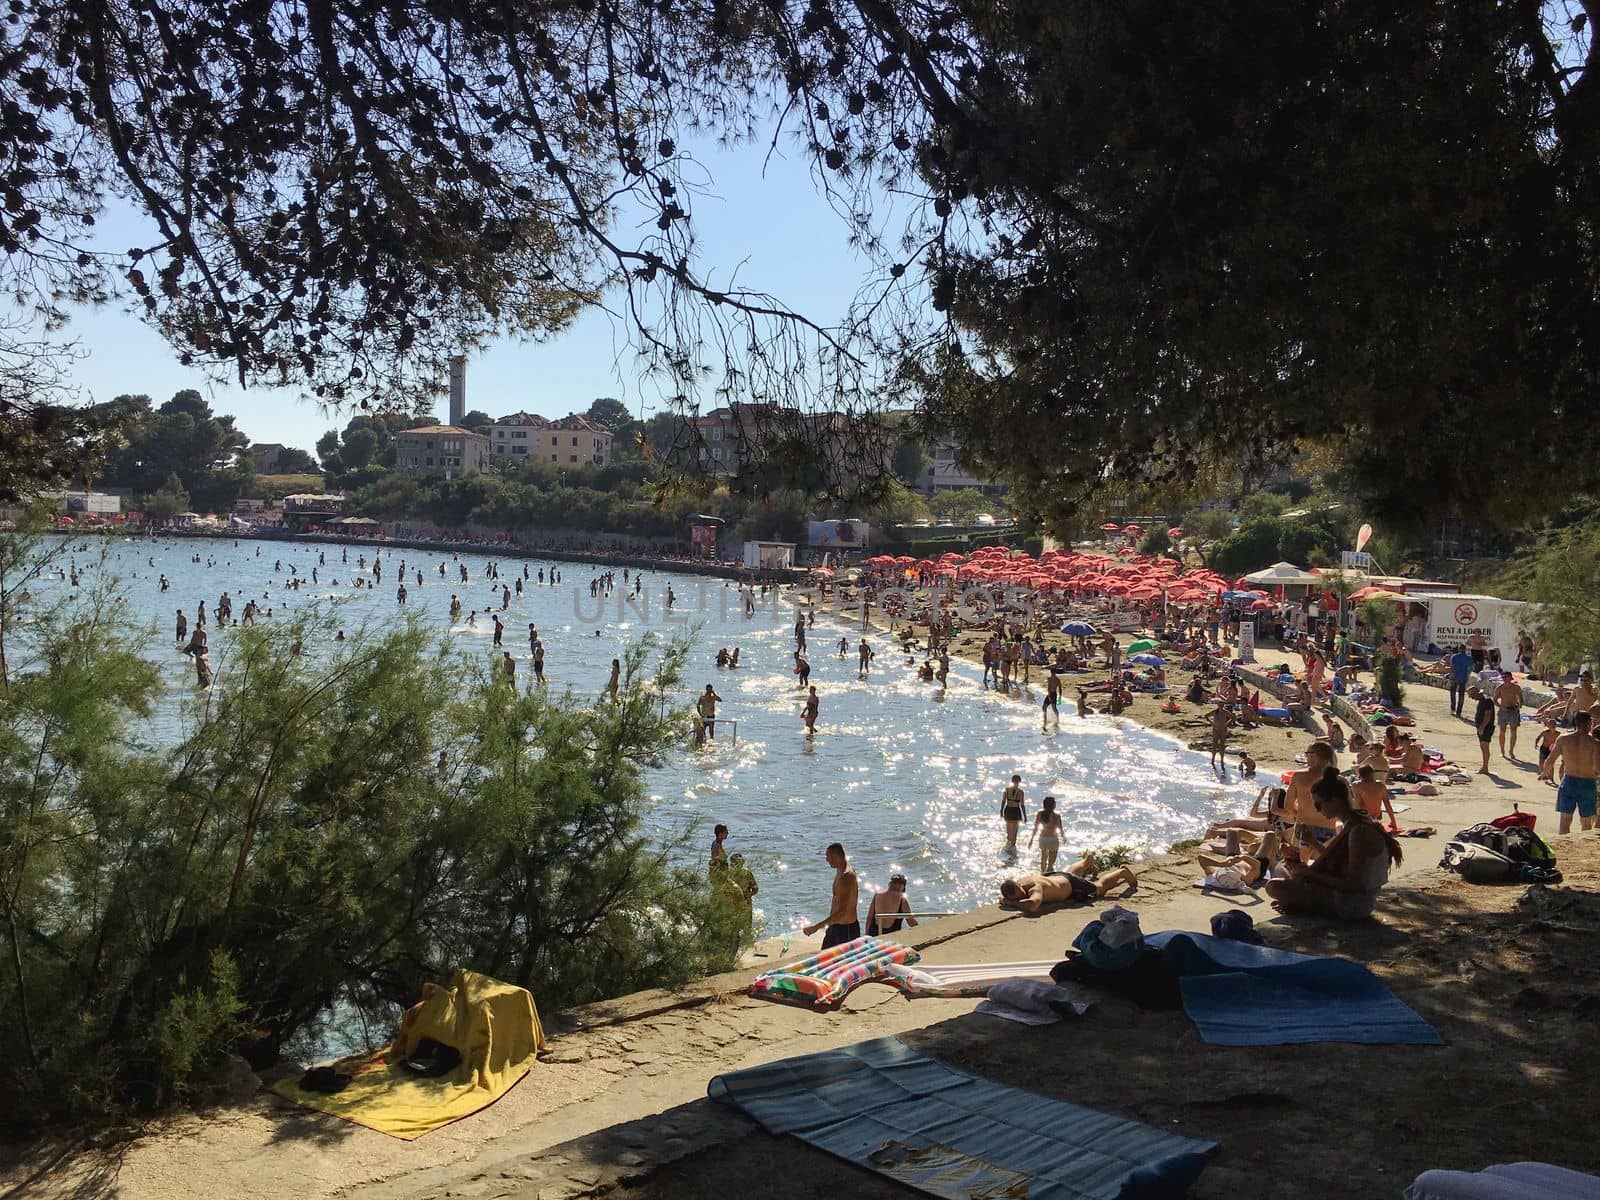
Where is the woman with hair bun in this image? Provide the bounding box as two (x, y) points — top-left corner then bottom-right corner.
(1266, 767), (1402, 919)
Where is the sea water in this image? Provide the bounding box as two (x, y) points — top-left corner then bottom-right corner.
(28, 536), (1256, 937)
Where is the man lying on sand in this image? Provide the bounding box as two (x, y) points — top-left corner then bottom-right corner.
(999, 854), (1137, 913)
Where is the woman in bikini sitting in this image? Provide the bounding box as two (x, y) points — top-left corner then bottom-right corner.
(1267, 769), (1402, 919)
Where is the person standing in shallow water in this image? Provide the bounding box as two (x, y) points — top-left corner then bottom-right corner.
(1028, 795), (1064, 873)
(1001, 774), (1027, 852)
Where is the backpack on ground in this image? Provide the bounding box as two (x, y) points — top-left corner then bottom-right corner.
(1441, 841), (1519, 883)
(1497, 825), (1557, 869)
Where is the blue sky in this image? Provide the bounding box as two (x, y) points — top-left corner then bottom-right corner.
(56, 136), (877, 453)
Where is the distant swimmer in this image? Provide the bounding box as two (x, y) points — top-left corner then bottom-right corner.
(802, 685), (819, 735)
(492, 614), (504, 647)
(607, 658), (621, 697)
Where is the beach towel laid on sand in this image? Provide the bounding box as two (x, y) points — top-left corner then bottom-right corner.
(1407, 1162), (1600, 1199)
(708, 1035), (1216, 1200)
(273, 969), (548, 1139)
(884, 960), (1059, 999)
(1146, 931), (1444, 1047)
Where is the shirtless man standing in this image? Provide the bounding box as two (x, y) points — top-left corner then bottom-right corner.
(1568, 671), (1597, 722)
(1494, 674), (1524, 759)
(1541, 711), (1600, 833)
(802, 843), (860, 948)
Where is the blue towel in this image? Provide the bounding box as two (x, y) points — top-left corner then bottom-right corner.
(1148, 931), (1445, 1046)
(710, 1036), (1216, 1200)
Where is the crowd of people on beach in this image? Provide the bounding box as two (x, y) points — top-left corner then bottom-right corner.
(63, 532), (1585, 950)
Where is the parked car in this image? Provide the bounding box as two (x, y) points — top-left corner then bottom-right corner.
(974, 513), (997, 527)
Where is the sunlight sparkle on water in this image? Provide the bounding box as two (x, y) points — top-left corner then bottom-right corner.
(40, 536), (1255, 937)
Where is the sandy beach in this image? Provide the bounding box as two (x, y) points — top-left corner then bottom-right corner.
(2, 627), (1586, 1200)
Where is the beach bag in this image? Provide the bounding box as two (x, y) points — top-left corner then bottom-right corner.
(1497, 826), (1557, 869)
(1452, 823), (1508, 854)
(1490, 809), (1537, 831)
(1441, 841), (1518, 883)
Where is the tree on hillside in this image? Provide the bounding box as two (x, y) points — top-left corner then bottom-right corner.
(460, 410), (494, 434)
(144, 473), (190, 526)
(1178, 509), (1236, 566)
(907, 2), (1600, 532)
(1211, 517), (1283, 577)
(1528, 527), (1600, 674)
(891, 435), (931, 489)
(97, 391), (253, 512)
(929, 487), (990, 526)
(587, 398), (633, 431)
(3, 0), (1595, 523)
(272, 447), (318, 474)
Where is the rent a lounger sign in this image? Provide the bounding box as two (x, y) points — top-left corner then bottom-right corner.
(1424, 595), (1530, 656)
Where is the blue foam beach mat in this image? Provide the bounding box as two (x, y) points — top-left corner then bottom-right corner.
(1148, 931), (1445, 1047)
(708, 1035), (1216, 1200)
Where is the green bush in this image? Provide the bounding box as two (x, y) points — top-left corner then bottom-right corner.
(1211, 516), (1282, 576)
(1139, 527), (1171, 556)
(0, 537), (738, 1126)
(1276, 520), (1336, 565)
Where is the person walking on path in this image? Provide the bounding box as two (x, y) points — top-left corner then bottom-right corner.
(1001, 774), (1027, 853)
(1494, 674), (1524, 759)
(802, 843), (860, 948)
(1448, 644), (1474, 716)
(1541, 711), (1600, 833)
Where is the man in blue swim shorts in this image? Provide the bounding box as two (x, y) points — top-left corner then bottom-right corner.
(1541, 712), (1600, 833)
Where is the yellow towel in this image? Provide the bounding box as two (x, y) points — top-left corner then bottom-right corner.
(273, 969), (549, 1140)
